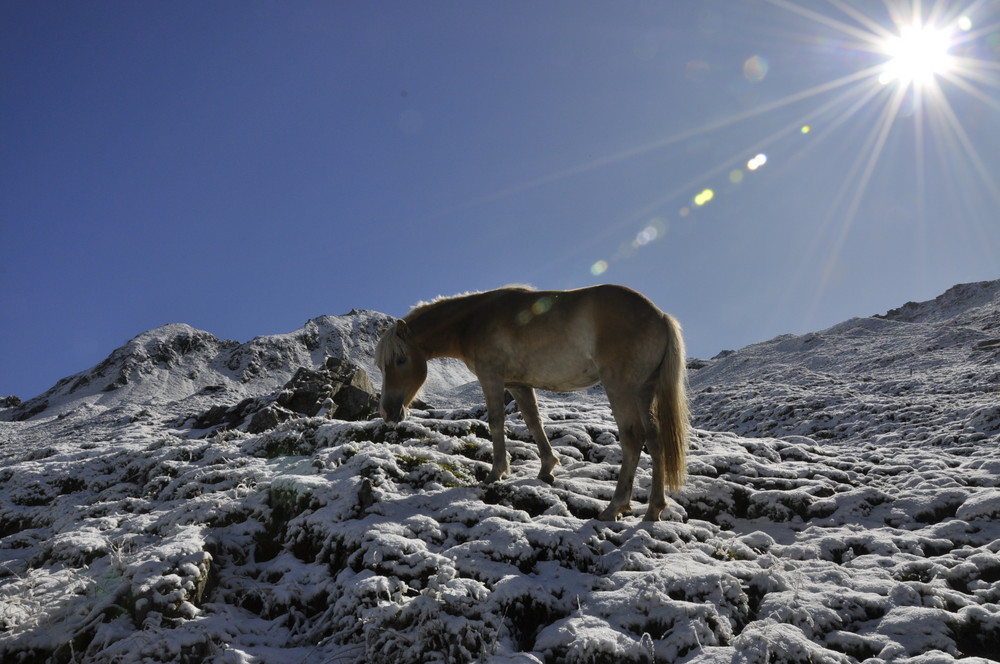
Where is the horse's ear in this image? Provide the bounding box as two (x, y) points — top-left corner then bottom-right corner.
(395, 319), (412, 340)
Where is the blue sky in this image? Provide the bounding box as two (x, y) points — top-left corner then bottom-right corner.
(3, 1), (999, 400)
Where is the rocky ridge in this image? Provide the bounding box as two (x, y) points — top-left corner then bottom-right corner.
(2, 310), (475, 425)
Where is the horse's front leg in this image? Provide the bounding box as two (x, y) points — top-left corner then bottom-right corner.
(480, 377), (510, 483)
(507, 385), (560, 484)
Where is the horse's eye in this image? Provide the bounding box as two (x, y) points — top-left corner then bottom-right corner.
(395, 356), (408, 367)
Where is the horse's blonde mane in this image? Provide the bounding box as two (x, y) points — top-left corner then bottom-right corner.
(410, 284), (536, 316)
(374, 323), (409, 369)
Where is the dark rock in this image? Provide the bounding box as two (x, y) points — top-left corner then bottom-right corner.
(358, 478), (377, 515)
(193, 405), (240, 431)
(11, 400), (48, 422)
(279, 369), (332, 417)
(190, 356), (379, 436)
(275, 357), (379, 421)
(247, 405), (293, 434)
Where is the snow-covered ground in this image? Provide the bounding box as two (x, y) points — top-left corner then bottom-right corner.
(2, 281), (999, 663)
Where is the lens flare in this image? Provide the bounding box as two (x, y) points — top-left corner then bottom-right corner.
(590, 260), (608, 276)
(693, 188), (715, 206)
(747, 153), (768, 170)
(631, 217), (667, 248)
(743, 55), (770, 83)
(531, 296), (553, 316)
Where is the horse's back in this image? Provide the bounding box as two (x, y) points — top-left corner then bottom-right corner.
(460, 285), (671, 390)
(476, 284), (668, 344)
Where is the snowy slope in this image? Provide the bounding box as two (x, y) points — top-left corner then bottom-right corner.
(690, 280), (1000, 446)
(1, 282), (999, 663)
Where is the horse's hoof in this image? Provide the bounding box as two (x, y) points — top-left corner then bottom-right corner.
(596, 508), (620, 522)
(642, 504), (665, 521)
(538, 472), (556, 485)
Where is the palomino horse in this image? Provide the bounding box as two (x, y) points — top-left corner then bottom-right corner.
(375, 284), (689, 521)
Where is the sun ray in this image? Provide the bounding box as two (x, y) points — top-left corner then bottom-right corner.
(699, 2), (989, 242)
(527, 73), (887, 285)
(953, 57), (1000, 78)
(835, 0), (903, 41)
(837, 86), (910, 239)
(956, 19), (1000, 50)
(941, 56), (1000, 112)
(408, 62), (887, 230)
(942, 71), (1000, 110)
(922, 96), (1000, 267)
(599, 82), (892, 266)
(808, 84), (907, 262)
(587, 73), (894, 296)
(765, 0), (894, 43)
(912, 80), (930, 283)
(927, 82), (1000, 208)
(500, 63), (886, 196)
(621, 78), (888, 226)
(794, 81), (910, 330)
(882, 0), (920, 36)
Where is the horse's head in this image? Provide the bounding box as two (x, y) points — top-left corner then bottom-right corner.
(375, 319), (428, 424)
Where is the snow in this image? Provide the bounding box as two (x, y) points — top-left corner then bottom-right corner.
(1, 280), (1000, 662)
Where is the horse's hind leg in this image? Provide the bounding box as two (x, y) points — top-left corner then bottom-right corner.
(642, 409), (666, 521)
(599, 389), (647, 521)
(508, 385), (560, 484)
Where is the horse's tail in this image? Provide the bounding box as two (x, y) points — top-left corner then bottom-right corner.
(656, 313), (689, 492)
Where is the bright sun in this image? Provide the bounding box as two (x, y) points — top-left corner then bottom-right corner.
(879, 23), (955, 86)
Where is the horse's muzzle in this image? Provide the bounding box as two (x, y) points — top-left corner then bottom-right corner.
(380, 404), (405, 425)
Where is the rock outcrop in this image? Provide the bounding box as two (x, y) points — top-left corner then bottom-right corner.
(189, 356), (380, 435)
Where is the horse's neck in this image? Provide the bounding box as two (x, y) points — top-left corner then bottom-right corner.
(406, 294), (489, 360)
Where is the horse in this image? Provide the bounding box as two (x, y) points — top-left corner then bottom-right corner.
(375, 284), (689, 521)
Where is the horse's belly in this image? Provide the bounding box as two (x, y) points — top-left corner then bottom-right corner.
(530, 376), (600, 392)
(508, 359), (600, 392)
